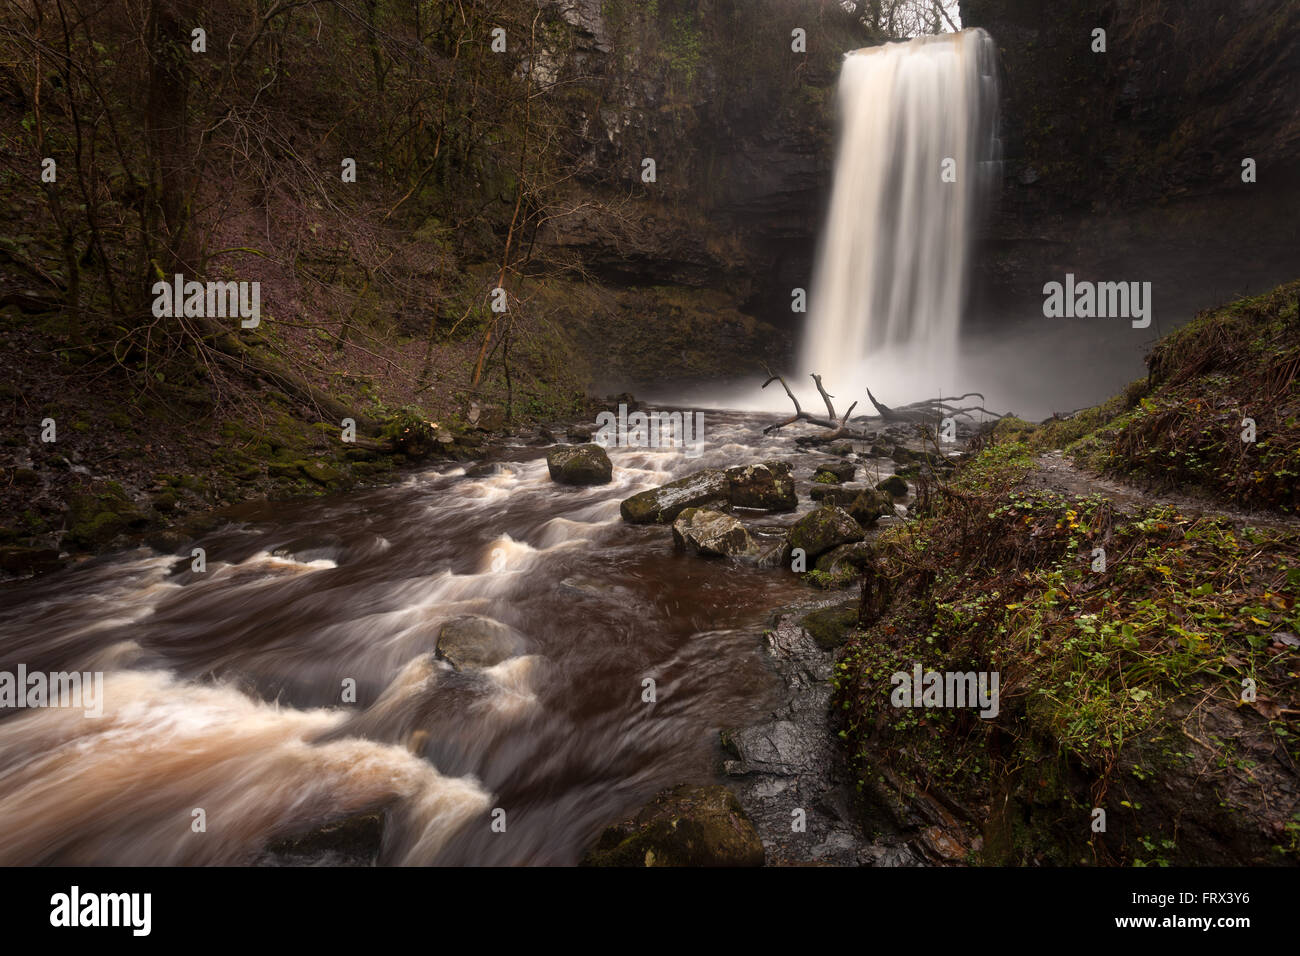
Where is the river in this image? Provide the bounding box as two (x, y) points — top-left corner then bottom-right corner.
(0, 410), (892, 865)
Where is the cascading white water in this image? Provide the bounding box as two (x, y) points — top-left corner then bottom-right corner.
(797, 29), (999, 403)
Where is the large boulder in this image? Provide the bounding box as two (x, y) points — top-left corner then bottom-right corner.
(435, 616), (525, 670)
(546, 443), (612, 486)
(725, 460), (796, 512)
(788, 506), (864, 559)
(620, 469), (728, 524)
(671, 508), (759, 560)
(582, 784), (764, 867)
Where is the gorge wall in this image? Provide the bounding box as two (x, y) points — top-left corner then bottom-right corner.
(519, 0), (868, 391)
(960, 0), (1300, 325)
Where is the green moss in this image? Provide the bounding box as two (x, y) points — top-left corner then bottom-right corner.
(800, 604), (859, 648)
(831, 285), (1300, 864)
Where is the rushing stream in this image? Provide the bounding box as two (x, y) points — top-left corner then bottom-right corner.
(0, 410), (899, 865)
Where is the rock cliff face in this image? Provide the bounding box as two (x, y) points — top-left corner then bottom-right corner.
(960, 0), (1300, 320)
(528, 0), (866, 374)
(964, 0), (1300, 213)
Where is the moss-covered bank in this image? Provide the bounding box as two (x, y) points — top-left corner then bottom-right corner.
(830, 281), (1300, 866)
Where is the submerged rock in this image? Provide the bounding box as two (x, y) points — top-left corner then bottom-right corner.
(435, 616), (524, 670)
(0, 545), (64, 577)
(671, 508), (759, 560)
(726, 460), (797, 511)
(751, 528), (792, 570)
(809, 484), (859, 505)
(788, 506), (864, 559)
(546, 443), (612, 486)
(582, 784), (765, 867)
(620, 469), (728, 524)
(261, 812), (384, 866)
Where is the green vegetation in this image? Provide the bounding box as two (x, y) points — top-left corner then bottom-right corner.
(833, 282), (1300, 865)
(998, 280), (1300, 511)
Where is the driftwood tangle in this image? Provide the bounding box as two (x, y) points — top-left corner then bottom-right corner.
(760, 367), (1004, 438)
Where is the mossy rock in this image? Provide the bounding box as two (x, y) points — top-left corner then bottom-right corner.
(300, 460), (343, 485)
(809, 484), (858, 505)
(814, 541), (877, 579)
(800, 603), (860, 649)
(788, 506), (864, 559)
(68, 510), (127, 549)
(620, 469), (729, 524)
(876, 474), (909, 497)
(814, 461), (855, 483)
(546, 443), (613, 485)
(66, 484), (147, 550)
(848, 490), (895, 527)
(726, 460), (797, 511)
(582, 784), (764, 867)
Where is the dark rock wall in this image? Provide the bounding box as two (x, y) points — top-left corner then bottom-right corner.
(961, 0), (1300, 320)
(534, 0), (867, 340)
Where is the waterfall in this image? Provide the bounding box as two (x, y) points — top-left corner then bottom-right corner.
(797, 29), (1000, 404)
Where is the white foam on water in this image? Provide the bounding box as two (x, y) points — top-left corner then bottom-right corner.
(0, 668), (489, 865)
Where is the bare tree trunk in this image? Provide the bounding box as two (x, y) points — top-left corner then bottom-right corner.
(146, 0), (199, 278)
(470, 8), (540, 390)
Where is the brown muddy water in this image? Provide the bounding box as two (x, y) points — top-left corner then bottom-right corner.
(0, 411), (903, 865)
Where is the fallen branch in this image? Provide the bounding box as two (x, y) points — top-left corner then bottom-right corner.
(762, 372), (1006, 441)
(862, 388), (1004, 423)
(761, 367), (864, 437)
